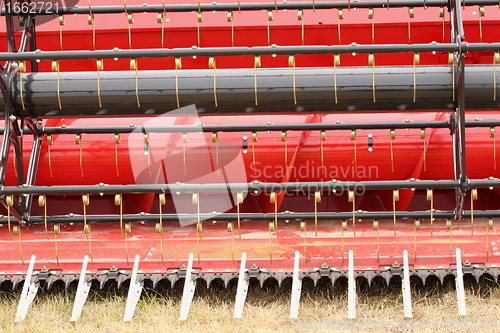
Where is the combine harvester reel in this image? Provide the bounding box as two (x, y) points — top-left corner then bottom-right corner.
(1, 0), (500, 322)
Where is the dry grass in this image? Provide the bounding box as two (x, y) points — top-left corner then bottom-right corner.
(1, 277), (500, 333)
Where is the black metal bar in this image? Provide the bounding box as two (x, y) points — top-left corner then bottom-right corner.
(3, 43), (500, 62)
(0, 179), (467, 195)
(1, 210), (467, 224)
(0, 0), (477, 16)
(4, 119), (500, 135)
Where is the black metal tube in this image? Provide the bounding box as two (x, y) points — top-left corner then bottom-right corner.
(0, 180), (469, 195)
(3, 210), (466, 224)
(11, 65), (500, 116)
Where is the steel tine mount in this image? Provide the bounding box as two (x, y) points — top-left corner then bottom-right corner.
(9, 248), (473, 321)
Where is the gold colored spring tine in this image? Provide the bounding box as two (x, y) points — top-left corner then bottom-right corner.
(267, 11), (273, 46)
(487, 218), (493, 261)
(368, 8), (374, 43)
(38, 195), (48, 240)
(479, 6), (484, 43)
(124, 222), (131, 265)
(75, 134), (84, 177)
(208, 57), (218, 107)
(351, 130), (357, 170)
(420, 129), (427, 171)
(414, 219), (420, 262)
(269, 221), (274, 263)
(368, 54), (376, 102)
(252, 132), (257, 175)
(51, 60), (62, 109)
(159, 0), (166, 48)
(341, 220), (347, 263)
(298, 10), (304, 45)
(114, 133), (120, 177)
(254, 56), (261, 105)
(348, 0), (351, 10)
(88, 0), (96, 50)
(82, 194), (94, 264)
(494, 52), (499, 101)
(227, 222), (235, 263)
(449, 52), (456, 101)
(333, 54), (340, 103)
(337, 9), (343, 45)
(96, 59), (104, 108)
(491, 127), (496, 170)
(54, 223), (60, 266)
(348, 190), (356, 236)
(13, 225), (24, 266)
(390, 129), (396, 172)
(212, 132), (219, 173)
(115, 193), (124, 238)
(471, 188), (478, 235)
(183, 132), (188, 176)
(393, 189), (399, 236)
(124, 0), (134, 48)
(19, 61), (26, 110)
(237, 192), (243, 238)
(6, 195), (13, 241)
(413, 53), (420, 102)
(373, 219), (380, 262)
(281, 131), (288, 167)
(197, 12), (203, 47)
(158, 193), (165, 264)
(130, 59), (140, 107)
(408, 7), (414, 44)
(270, 192), (278, 238)
(320, 130), (326, 174)
(314, 191), (321, 237)
(59, 15), (65, 51)
(300, 220), (307, 263)
(193, 192), (201, 263)
(47, 134), (54, 177)
(447, 218), (453, 260)
(144, 133), (152, 176)
(175, 57), (182, 107)
(227, 11), (234, 47)
(427, 188), (434, 235)
(238, 0), (241, 13)
(440, 7), (445, 43)
(288, 55), (297, 104)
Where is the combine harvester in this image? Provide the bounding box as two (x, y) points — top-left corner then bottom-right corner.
(0, 0), (500, 322)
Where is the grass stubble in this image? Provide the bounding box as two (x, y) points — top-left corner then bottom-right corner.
(0, 275), (499, 333)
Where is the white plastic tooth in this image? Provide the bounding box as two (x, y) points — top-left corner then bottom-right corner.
(179, 253), (196, 320)
(289, 251), (302, 318)
(347, 250), (356, 319)
(233, 252), (248, 318)
(455, 248), (467, 316)
(15, 255), (37, 322)
(123, 254), (143, 321)
(70, 255), (91, 322)
(402, 250), (412, 318)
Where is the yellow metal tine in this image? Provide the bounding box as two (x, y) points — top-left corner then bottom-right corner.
(124, 0), (134, 48)
(337, 9), (343, 45)
(414, 219), (420, 262)
(114, 133), (120, 177)
(227, 11), (234, 47)
(471, 188), (478, 235)
(13, 225), (24, 266)
(51, 60), (62, 109)
(368, 8), (374, 44)
(491, 127), (496, 170)
(341, 220), (347, 263)
(193, 193), (202, 263)
(373, 219), (380, 262)
(420, 129), (427, 171)
(267, 10), (273, 46)
(47, 135), (54, 177)
(479, 6), (484, 43)
(96, 59), (104, 108)
(368, 54), (376, 102)
(427, 189), (434, 235)
(298, 10), (304, 45)
(54, 223), (60, 265)
(254, 56), (261, 105)
(158, 193), (166, 264)
(494, 52), (499, 101)
(281, 131), (288, 167)
(115, 194), (124, 238)
(393, 189), (399, 236)
(390, 129), (396, 172)
(237, 192), (243, 238)
(320, 131), (326, 174)
(413, 53), (420, 102)
(447, 218), (453, 260)
(19, 61), (26, 110)
(288, 55), (297, 104)
(130, 59), (140, 107)
(334, 55), (340, 103)
(314, 191), (321, 237)
(38, 195), (48, 240)
(408, 7), (414, 44)
(348, 190), (356, 236)
(75, 134), (84, 177)
(300, 220), (307, 264)
(270, 192), (278, 238)
(59, 15), (65, 50)
(487, 218), (493, 261)
(228, 222), (235, 264)
(175, 57), (182, 107)
(6, 195), (13, 241)
(209, 57), (218, 106)
(351, 130), (357, 170)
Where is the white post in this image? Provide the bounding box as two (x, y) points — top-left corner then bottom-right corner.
(347, 250), (356, 319)
(123, 254), (144, 321)
(402, 250), (413, 318)
(455, 248), (467, 316)
(179, 253), (196, 321)
(70, 255), (92, 322)
(15, 255), (37, 322)
(289, 251), (302, 318)
(233, 252), (249, 318)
